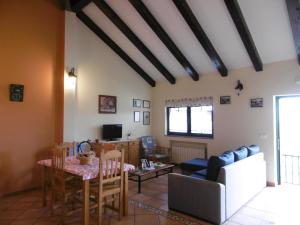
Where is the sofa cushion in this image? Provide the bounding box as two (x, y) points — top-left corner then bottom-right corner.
(192, 169), (207, 177)
(247, 145), (260, 156)
(207, 151), (234, 181)
(180, 158), (208, 171)
(233, 147), (248, 161)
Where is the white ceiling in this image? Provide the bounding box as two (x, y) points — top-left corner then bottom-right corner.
(82, 0), (296, 82)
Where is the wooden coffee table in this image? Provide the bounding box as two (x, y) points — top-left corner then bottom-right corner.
(129, 163), (174, 193)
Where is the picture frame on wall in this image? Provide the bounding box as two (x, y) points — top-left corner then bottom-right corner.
(250, 98), (263, 107)
(133, 99), (142, 108)
(143, 100), (150, 108)
(99, 95), (117, 113)
(220, 96), (231, 105)
(143, 111), (150, 125)
(134, 111), (140, 122)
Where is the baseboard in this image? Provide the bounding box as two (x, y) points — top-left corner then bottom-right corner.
(0, 186), (40, 199)
(266, 181), (276, 187)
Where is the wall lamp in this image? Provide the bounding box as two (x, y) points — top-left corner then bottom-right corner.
(65, 67), (77, 90)
(68, 67), (77, 79)
(235, 80), (243, 96)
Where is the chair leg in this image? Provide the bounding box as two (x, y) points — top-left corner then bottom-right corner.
(118, 193), (122, 220)
(98, 197), (103, 225)
(60, 194), (65, 225)
(50, 190), (54, 216)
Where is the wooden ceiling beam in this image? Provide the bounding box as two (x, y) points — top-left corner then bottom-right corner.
(92, 0), (176, 84)
(172, 0), (228, 77)
(224, 0), (263, 71)
(76, 11), (156, 87)
(286, 0), (300, 64)
(70, 0), (91, 12)
(129, 0), (199, 81)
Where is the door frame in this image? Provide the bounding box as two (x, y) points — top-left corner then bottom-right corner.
(275, 95), (300, 185)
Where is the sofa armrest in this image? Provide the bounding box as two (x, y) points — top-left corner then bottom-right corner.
(168, 173), (225, 225)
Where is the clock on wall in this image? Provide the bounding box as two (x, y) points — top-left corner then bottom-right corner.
(10, 84), (24, 102)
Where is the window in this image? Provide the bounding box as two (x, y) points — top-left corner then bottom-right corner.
(167, 106), (213, 138)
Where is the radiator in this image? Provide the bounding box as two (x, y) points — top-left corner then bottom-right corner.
(170, 140), (207, 164)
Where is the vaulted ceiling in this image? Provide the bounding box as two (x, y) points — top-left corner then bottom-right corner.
(67, 0), (299, 87)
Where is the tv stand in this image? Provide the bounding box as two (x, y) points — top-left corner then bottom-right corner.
(93, 139), (140, 166)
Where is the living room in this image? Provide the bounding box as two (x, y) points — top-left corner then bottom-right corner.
(1, 0), (300, 225)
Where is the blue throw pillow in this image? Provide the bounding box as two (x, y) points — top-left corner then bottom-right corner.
(233, 147), (248, 161)
(207, 151), (234, 181)
(247, 145), (260, 156)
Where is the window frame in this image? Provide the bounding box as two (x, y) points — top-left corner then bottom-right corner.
(166, 106), (214, 138)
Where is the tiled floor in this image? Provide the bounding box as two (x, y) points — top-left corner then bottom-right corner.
(1, 174), (300, 225)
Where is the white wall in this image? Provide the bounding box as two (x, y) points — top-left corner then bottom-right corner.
(64, 12), (151, 141)
(152, 60), (300, 183)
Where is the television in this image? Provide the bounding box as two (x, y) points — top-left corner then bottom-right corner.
(102, 124), (122, 141)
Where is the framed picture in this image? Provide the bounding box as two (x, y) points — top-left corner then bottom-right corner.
(143, 100), (150, 108)
(10, 84), (24, 102)
(99, 95), (117, 113)
(250, 98), (263, 107)
(133, 99), (142, 108)
(143, 111), (150, 125)
(220, 96), (231, 104)
(134, 111), (140, 122)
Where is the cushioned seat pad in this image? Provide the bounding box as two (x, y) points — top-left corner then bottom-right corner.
(192, 169), (207, 178)
(180, 158), (208, 171)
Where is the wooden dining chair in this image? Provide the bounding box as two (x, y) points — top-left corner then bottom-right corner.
(90, 148), (124, 225)
(50, 145), (82, 224)
(60, 142), (78, 157)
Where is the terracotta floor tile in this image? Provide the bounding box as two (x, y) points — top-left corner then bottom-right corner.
(0, 209), (25, 219)
(10, 218), (37, 225)
(134, 206), (155, 215)
(135, 214), (160, 225)
(130, 193), (152, 202)
(158, 215), (184, 225)
(110, 215), (134, 225)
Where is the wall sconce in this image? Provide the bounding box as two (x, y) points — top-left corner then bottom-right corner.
(235, 80), (243, 96)
(65, 67), (77, 90)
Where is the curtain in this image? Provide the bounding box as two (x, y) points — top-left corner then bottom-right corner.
(165, 96), (213, 107)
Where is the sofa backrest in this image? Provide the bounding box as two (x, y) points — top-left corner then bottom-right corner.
(217, 152), (266, 219)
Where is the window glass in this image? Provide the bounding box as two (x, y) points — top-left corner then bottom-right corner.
(168, 107), (187, 133)
(191, 106), (213, 134)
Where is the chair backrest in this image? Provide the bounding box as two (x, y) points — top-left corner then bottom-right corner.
(141, 136), (157, 155)
(51, 145), (67, 190)
(60, 142), (77, 156)
(98, 148), (124, 186)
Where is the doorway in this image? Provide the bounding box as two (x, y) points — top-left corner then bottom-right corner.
(276, 95), (300, 185)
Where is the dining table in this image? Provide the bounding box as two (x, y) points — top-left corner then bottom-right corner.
(38, 156), (135, 225)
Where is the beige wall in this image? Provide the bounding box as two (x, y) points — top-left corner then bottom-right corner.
(0, 0), (64, 196)
(152, 60), (300, 183)
(64, 12), (152, 141)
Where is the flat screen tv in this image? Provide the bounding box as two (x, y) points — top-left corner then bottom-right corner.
(102, 124), (122, 141)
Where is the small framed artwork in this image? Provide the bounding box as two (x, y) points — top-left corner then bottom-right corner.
(133, 99), (142, 108)
(10, 84), (24, 102)
(99, 95), (117, 113)
(134, 111), (140, 122)
(250, 98), (263, 107)
(143, 111), (150, 125)
(220, 96), (231, 105)
(143, 100), (150, 108)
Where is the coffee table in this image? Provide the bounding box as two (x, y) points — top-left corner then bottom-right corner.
(129, 163), (174, 193)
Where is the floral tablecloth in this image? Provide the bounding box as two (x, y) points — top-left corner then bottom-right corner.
(38, 157), (135, 180)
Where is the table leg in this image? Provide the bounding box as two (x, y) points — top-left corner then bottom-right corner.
(83, 180), (89, 225)
(123, 171), (128, 216)
(42, 166), (47, 206)
(138, 176), (141, 193)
